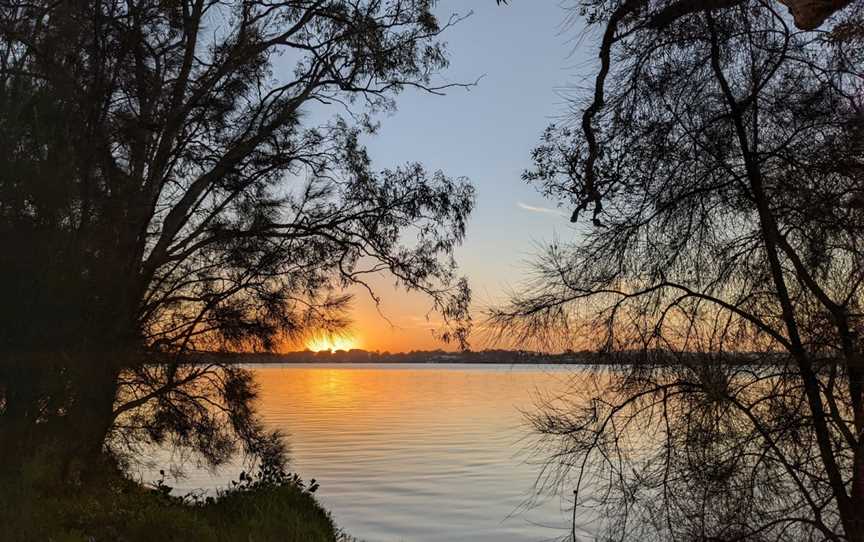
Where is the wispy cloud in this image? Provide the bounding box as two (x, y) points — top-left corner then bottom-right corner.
(517, 201), (567, 217)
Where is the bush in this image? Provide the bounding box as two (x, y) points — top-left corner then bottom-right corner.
(0, 458), (337, 542)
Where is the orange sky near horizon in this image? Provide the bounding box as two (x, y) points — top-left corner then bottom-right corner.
(275, 2), (578, 355)
(284, 281), (478, 354)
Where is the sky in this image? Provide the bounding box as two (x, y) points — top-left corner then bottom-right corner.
(294, 1), (594, 353)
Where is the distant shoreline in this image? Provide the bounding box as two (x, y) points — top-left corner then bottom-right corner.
(182, 350), (773, 366)
(185, 351), (599, 365)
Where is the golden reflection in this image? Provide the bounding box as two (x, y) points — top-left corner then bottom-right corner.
(314, 369), (352, 397)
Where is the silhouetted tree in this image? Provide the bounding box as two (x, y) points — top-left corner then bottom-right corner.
(0, 0), (474, 480)
(492, 1), (864, 540)
(497, 0), (856, 30)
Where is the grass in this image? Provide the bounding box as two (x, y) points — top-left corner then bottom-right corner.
(0, 462), (339, 542)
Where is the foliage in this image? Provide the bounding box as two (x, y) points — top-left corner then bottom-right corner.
(492, 1), (864, 540)
(0, 0), (474, 474)
(0, 458), (337, 542)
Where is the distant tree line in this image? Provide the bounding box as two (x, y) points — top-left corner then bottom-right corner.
(186, 348), (600, 364)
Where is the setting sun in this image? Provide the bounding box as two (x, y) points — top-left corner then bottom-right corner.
(305, 334), (360, 353)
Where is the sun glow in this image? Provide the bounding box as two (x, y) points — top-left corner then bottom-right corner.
(305, 334), (360, 353)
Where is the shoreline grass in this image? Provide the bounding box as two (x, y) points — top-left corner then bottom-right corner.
(1, 464), (338, 542)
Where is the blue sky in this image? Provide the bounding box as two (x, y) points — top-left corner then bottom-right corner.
(310, 1), (594, 351)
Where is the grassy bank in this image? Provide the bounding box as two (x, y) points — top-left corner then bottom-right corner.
(1, 466), (339, 542)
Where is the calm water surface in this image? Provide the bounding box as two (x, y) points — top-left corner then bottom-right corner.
(143, 363), (587, 542)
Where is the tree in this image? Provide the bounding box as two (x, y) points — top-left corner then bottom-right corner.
(497, 0), (856, 30)
(0, 0), (474, 479)
(491, 1), (864, 540)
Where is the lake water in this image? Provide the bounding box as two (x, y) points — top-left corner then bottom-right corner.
(140, 363), (589, 542)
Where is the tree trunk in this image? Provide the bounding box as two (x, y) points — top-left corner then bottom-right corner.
(60, 353), (121, 483)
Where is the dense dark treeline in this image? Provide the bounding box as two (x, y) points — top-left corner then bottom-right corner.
(190, 349), (789, 365)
